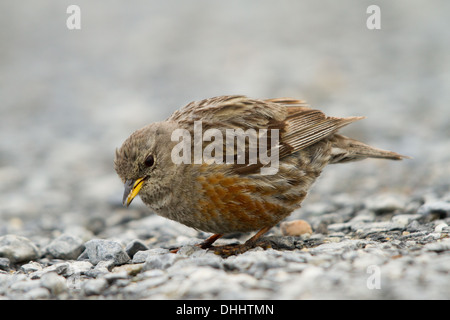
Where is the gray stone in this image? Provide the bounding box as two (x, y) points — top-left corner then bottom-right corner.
(131, 250), (151, 263)
(264, 236), (298, 250)
(82, 278), (108, 296)
(27, 262), (71, 280)
(21, 261), (43, 273)
(424, 238), (450, 253)
(111, 263), (144, 277)
(44, 234), (85, 260)
(418, 201), (450, 217)
(0, 235), (40, 263)
(40, 272), (68, 296)
(85, 260), (115, 278)
(9, 277), (42, 293)
(406, 220), (426, 232)
(349, 210), (376, 223)
(353, 221), (405, 235)
(365, 194), (406, 213)
(80, 239), (130, 266)
(25, 287), (51, 299)
(175, 245), (201, 256)
(170, 250), (223, 269)
(122, 272), (169, 298)
(0, 258), (10, 271)
(309, 240), (365, 255)
(104, 270), (130, 283)
(64, 260), (94, 277)
(327, 222), (352, 233)
(125, 239), (149, 258)
(435, 222), (449, 233)
(142, 253), (182, 271)
(132, 248), (170, 263)
(223, 249), (285, 278)
(391, 214), (421, 227)
(46, 262), (70, 276)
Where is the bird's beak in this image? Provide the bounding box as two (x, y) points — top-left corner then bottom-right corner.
(123, 177), (145, 207)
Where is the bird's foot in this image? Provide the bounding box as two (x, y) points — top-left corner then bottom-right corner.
(171, 227), (273, 257)
(169, 233), (224, 253)
(210, 238), (273, 258)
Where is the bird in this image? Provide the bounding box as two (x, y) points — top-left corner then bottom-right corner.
(114, 95), (408, 256)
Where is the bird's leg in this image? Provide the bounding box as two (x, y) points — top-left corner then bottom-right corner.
(169, 233), (223, 253)
(198, 233), (224, 249)
(211, 226), (273, 258)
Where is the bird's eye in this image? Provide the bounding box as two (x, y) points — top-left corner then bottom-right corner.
(144, 154), (155, 167)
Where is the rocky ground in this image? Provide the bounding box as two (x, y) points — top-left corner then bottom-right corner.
(1, 1), (449, 300)
(1, 194), (450, 299)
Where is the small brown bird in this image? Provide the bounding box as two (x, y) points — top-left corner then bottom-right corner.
(114, 95), (407, 256)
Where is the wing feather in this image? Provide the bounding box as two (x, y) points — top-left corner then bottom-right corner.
(167, 95), (364, 174)
(279, 107), (364, 158)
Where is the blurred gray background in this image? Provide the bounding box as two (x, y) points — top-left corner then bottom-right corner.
(1, 1), (449, 236)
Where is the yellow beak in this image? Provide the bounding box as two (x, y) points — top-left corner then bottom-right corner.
(123, 177), (145, 207)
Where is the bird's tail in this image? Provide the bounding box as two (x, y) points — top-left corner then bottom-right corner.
(329, 134), (410, 164)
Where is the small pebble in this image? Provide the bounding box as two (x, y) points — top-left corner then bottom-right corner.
(40, 272), (67, 296)
(79, 239), (130, 266)
(21, 261), (43, 273)
(365, 194), (406, 213)
(280, 220), (313, 236)
(418, 201), (450, 217)
(25, 287), (51, 300)
(142, 253), (182, 271)
(435, 223), (448, 233)
(125, 239), (149, 258)
(0, 235), (40, 263)
(45, 234), (85, 260)
(82, 278), (108, 296)
(0, 258), (10, 271)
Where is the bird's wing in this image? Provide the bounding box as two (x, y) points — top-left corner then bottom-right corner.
(280, 107), (364, 158)
(167, 95), (287, 129)
(168, 95), (363, 173)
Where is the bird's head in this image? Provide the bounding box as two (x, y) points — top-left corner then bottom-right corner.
(114, 122), (179, 207)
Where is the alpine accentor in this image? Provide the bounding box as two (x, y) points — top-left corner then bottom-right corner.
(114, 95), (407, 256)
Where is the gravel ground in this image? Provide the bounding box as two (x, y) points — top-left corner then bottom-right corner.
(1, 1), (449, 300)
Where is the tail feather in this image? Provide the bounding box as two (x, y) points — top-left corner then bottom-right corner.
(329, 134), (410, 164)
